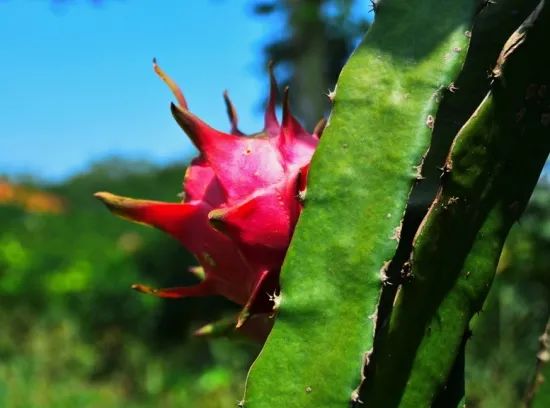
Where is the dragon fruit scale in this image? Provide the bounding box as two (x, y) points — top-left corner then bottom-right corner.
(95, 61), (322, 328)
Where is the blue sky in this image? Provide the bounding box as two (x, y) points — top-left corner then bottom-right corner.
(0, 0), (372, 182)
(0, 0), (277, 181)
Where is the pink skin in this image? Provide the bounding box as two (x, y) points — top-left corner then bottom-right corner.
(95, 62), (320, 327)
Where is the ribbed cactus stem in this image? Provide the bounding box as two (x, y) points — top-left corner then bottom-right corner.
(243, 0), (478, 406)
(361, 2), (550, 405)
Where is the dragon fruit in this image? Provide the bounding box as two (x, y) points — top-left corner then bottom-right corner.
(95, 61), (322, 328)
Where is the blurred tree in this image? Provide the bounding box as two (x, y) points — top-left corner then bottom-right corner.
(252, 0), (369, 128)
(466, 179), (550, 407)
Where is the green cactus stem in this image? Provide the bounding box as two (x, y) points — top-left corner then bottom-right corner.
(372, 0), (540, 367)
(242, 1), (478, 406)
(415, 0), (541, 199)
(361, 2), (550, 406)
(432, 337), (466, 408)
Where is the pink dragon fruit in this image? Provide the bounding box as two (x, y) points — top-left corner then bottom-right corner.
(95, 61), (322, 328)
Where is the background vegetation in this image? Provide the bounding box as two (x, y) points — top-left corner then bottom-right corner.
(1, 161), (548, 407)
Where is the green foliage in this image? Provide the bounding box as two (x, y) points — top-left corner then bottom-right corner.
(531, 327), (550, 408)
(0, 159), (259, 407)
(1, 165), (547, 407)
(467, 182), (550, 408)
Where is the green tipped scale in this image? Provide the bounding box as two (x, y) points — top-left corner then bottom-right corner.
(243, 0), (479, 406)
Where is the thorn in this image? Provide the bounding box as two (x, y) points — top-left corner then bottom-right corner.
(448, 82), (459, 93)
(282, 86), (291, 123)
(268, 62), (278, 94)
(441, 161), (453, 174)
(414, 164), (425, 180)
(264, 61), (280, 133)
(94, 191), (197, 236)
(351, 389), (364, 404)
(132, 280), (215, 298)
(171, 102), (234, 152)
(236, 270), (270, 328)
(93, 191), (153, 224)
(313, 117), (327, 139)
(326, 88), (336, 102)
(401, 260), (413, 282)
(236, 309), (250, 329)
(391, 223), (402, 241)
(432, 85), (445, 101)
(153, 58), (188, 109)
(447, 196), (459, 206)
(368, 311), (378, 323)
(223, 90), (244, 135)
(368, 0), (379, 13)
(188, 266), (205, 281)
(207, 208), (227, 232)
(379, 260), (391, 283)
(426, 115), (435, 129)
(131, 283), (158, 295)
(297, 164), (310, 201)
(268, 291), (282, 312)
(193, 315), (236, 337)
(193, 323), (214, 337)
